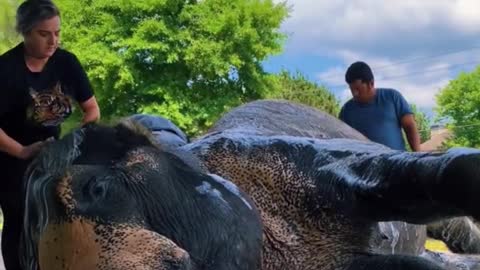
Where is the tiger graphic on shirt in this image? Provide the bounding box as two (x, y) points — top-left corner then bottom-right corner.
(26, 82), (73, 127)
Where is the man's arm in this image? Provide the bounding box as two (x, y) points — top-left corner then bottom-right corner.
(79, 96), (100, 125)
(401, 114), (421, 152)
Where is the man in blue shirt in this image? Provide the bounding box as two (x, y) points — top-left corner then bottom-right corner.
(339, 61), (421, 151)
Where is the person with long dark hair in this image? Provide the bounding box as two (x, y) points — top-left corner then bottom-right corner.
(0, 1), (100, 268)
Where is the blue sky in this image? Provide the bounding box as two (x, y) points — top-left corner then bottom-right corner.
(262, 0), (480, 122)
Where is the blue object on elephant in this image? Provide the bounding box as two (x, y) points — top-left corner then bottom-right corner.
(128, 114), (189, 147)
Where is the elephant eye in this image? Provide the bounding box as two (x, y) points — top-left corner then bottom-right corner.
(85, 176), (108, 199)
(92, 183), (105, 197)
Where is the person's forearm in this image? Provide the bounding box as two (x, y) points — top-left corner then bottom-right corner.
(405, 126), (421, 152)
(82, 108), (100, 125)
(0, 128), (24, 158)
(80, 96), (100, 125)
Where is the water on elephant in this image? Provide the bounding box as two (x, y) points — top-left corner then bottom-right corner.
(372, 222), (427, 256)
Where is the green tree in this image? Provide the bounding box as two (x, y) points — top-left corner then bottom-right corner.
(0, 0), (21, 54)
(436, 65), (480, 148)
(54, 0), (289, 136)
(266, 70), (340, 116)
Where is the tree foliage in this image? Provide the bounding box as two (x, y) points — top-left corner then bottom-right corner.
(54, 0), (289, 136)
(1, 0), (346, 138)
(266, 70), (340, 116)
(0, 0), (21, 54)
(436, 66), (480, 148)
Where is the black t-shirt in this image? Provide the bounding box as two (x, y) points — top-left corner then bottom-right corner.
(0, 42), (94, 161)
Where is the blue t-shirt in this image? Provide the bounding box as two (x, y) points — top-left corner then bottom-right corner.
(339, 88), (412, 151)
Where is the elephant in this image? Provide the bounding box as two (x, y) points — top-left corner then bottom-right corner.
(21, 121), (263, 270)
(20, 99), (480, 269)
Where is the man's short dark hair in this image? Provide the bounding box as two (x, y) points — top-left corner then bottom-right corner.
(345, 61), (374, 84)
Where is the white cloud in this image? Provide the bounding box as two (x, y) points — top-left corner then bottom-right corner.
(273, 0), (480, 116)
(278, 0), (480, 57)
(451, 0), (480, 32)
